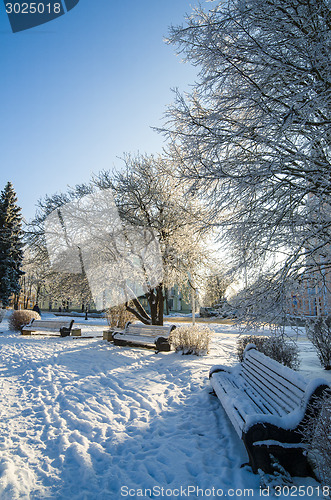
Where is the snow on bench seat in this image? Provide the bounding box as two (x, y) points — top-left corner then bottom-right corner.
(112, 322), (176, 351)
(209, 344), (331, 476)
(21, 319), (75, 337)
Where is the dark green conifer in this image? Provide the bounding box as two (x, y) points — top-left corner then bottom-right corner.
(0, 182), (24, 307)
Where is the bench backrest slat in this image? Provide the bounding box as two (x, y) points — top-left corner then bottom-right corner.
(245, 354), (305, 402)
(247, 349), (307, 393)
(126, 327), (160, 336)
(243, 373), (286, 415)
(242, 360), (303, 411)
(125, 323), (175, 336)
(241, 349), (307, 415)
(24, 320), (73, 330)
(242, 369), (294, 416)
(32, 321), (72, 328)
(242, 386), (277, 415)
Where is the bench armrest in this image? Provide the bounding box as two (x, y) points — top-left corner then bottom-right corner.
(209, 364), (234, 378)
(22, 318), (36, 329)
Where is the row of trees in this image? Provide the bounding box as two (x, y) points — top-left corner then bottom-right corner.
(0, 162), (227, 321)
(3, 0), (329, 325)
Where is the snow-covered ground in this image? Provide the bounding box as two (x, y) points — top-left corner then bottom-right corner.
(0, 313), (330, 500)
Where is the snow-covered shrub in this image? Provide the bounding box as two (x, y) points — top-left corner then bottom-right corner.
(106, 304), (135, 329)
(8, 309), (40, 331)
(300, 393), (331, 486)
(237, 335), (269, 362)
(170, 325), (212, 355)
(305, 315), (331, 370)
(237, 334), (300, 369)
(264, 335), (300, 370)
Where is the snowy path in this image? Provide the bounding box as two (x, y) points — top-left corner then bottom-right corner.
(0, 320), (327, 499)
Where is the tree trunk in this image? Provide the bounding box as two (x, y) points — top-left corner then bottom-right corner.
(36, 284), (41, 303)
(125, 284), (164, 325)
(13, 294), (19, 310)
(125, 297), (152, 325)
(148, 289), (158, 325)
(164, 287), (170, 315)
(156, 284), (164, 325)
(24, 295), (29, 309)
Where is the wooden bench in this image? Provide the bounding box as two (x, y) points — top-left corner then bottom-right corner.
(112, 322), (176, 351)
(209, 344), (331, 476)
(21, 319), (75, 337)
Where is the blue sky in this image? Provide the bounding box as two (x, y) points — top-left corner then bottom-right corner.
(0, 0), (205, 221)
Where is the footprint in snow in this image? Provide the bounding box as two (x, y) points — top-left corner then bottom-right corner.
(185, 460), (200, 477)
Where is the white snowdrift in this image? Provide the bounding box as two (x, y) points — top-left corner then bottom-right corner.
(0, 315), (329, 499)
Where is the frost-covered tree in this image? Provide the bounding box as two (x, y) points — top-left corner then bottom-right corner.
(0, 182), (24, 307)
(164, 0), (331, 321)
(13, 250), (39, 310)
(25, 188), (93, 311)
(93, 154), (212, 324)
(202, 265), (231, 308)
(27, 156), (213, 324)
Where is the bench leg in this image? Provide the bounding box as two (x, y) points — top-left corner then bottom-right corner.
(255, 445), (314, 477)
(60, 329), (71, 337)
(243, 427), (269, 474)
(155, 337), (171, 352)
(103, 330), (114, 342)
(244, 424), (314, 477)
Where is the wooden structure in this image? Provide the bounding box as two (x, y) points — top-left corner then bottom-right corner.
(21, 319), (76, 337)
(112, 322), (176, 351)
(209, 344), (331, 476)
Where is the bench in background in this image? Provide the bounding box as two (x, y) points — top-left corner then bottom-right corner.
(209, 343), (331, 476)
(21, 319), (79, 337)
(112, 322), (176, 351)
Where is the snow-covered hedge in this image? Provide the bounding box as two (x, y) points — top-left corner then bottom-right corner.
(305, 315), (331, 370)
(237, 334), (300, 369)
(170, 325), (212, 356)
(8, 309), (40, 331)
(301, 393), (331, 485)
(237, 335), (268, 362)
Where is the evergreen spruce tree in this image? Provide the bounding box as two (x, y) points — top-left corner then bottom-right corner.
(0, 182), (24, 307)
